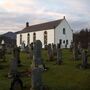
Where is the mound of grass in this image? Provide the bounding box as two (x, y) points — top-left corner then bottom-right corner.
(0, 49), (90, 90)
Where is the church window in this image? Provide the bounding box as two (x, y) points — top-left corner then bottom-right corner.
(20, 34), (22, 44)
(44, 31), (47, 45)
(59, 39), (62, 44)
(27, 33), (30, 45)
(63, 40), (65, 44)
(66, 40), (68, 44)
(63, 28), (66, 34)
(33, 32), (36, 42)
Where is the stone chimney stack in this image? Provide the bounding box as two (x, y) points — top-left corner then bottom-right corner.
(63, 16), (65, 19)
(26, 22), (29, 27)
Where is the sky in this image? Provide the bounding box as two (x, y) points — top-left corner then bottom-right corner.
(0, 0), (90, 34)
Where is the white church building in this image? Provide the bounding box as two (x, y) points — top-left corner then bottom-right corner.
(16, 16), (73, 48)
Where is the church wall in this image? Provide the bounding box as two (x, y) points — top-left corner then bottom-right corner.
(16, 29), (54, 47)
(55, 19), (73, 48)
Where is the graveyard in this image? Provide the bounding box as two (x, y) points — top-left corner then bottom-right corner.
(0, 46), (90, 90)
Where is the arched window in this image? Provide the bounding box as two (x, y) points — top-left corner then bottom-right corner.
(63, 28), (66, 34)
(44, 31), (47, 45)
(33, 32), (36, 42)
(27, 33), (30, 45)
(20, 34), (22, 44)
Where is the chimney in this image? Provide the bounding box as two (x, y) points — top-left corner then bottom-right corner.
(63, 16), (65, 19)
(26, 22), (29, 27)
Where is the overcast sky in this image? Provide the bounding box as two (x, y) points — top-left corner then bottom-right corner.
(0, 0), (90, 34)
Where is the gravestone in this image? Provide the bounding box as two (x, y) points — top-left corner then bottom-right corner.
(10, 73), (23, 90)
(13, 46), (21, 66)
(47, 44), (53, 61)
(9, 46), (23, 90)
(20, 41), (25, 52)
(9, 57), (18, 78)
(33, 40), (43, 67)
(56, 43), (62, 64)
(30, 40), (44, 90)
(88, 43), (90, 53)
(70, 41), (73, 52)
(80, 50), (88, 69)
(73, 42), (79, 60)
(0, 44), (6, 61)
(77, 42), (82, 54)
(52, 44), (57, 60)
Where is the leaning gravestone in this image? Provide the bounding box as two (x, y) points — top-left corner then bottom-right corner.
(56, 43), (62, 65)
(47, 44), (53, 61)
(30, 40), (44, 90)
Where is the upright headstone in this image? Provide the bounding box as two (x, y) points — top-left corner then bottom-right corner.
(9, 57), (18, 78)
(52, 44), (57, 60)
(31, 40), (44, 90)
(47, 44), (53, 61)
(73, 42), (79, 60)
(80, 50), (88, 68)
(56, 43), (62, 64)
(13, 46), (21, 66)
(20, 41), (25, 52)
(70, 41), (73, 52)
(77, 42), (82, 54)
(88, 43), (90, 53)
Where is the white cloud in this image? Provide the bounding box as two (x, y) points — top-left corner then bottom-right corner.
(0, 0), (90, 33)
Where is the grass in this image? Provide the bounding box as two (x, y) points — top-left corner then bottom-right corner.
(0, 49), (90, 90)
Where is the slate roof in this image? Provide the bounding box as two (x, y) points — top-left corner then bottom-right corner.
(17, 19), (64, 34)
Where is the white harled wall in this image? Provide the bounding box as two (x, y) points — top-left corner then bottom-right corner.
(16, 29), (54, 48)
(54, 19), (73, 48)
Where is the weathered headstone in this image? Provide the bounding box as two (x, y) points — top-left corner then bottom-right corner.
(10, 71), (23, 90)
(73, 42), (79, 60)
(0, 44), (6, 61)
(8, 57), (18, 78)
(56, 43), (62, 64)
(13, 46), (21, 66)
(77, 42), (82, 54)
(80, 50), (88, 69)
(70, 41), (73, 52)
(88, 43), (90, 53)
(52, 44), (57, 60)
(30, 40), (44, 90)
(20, 41), (25, 52)
(47, 44), (53, 61)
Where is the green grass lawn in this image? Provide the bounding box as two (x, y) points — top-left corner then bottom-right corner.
(0, 49), (90, 90)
